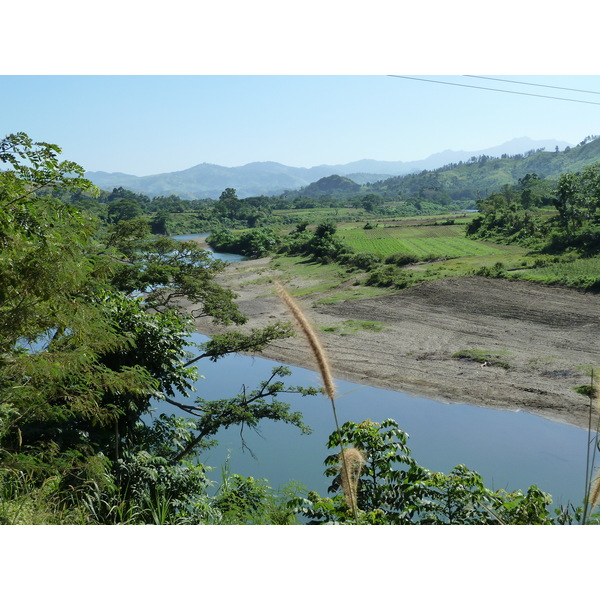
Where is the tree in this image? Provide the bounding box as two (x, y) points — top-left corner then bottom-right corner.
(554, 167), (600, 238)
(150, 210), (171, 235)
(219, 188), (238, 202)
(291, 419), (557, 525)
(314, 220), (337, 238)
(107, 197), (143, 223)
(0, 133), (318, 523)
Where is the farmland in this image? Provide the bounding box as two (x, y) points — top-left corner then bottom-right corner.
(510, 255), (600, 290)
(337, 222), (514, 259)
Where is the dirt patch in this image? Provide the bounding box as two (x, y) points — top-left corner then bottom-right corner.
(186, 258), (600, 430)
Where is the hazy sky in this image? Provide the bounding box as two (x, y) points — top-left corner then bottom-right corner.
(2, 75), (599, 176)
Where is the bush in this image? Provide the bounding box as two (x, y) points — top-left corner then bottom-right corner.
(385, 252), (420, 266)
(290, 419), (557, 525)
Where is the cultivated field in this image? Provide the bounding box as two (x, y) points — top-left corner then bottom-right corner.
(337, 222), (517, 259)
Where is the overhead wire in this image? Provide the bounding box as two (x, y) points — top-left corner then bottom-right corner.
(463, 75), (600, 96)
(387, 75), (600, 106)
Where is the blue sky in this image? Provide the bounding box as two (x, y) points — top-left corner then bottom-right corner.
(3, 3), (600, 177)
(2, 74), (599, 176)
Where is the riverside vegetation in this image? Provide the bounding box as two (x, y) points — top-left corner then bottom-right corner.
(1, 132), (599, 524)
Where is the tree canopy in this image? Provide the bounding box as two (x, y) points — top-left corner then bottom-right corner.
(0, 133), (316, 524)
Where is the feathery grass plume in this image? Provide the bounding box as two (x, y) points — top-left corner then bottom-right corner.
(589, 469), (600, 514)
(339, 447), (365, 509)
(583, 370), (600, 523)
(274, 281), (336, 400)
(275, 281), (358, 522)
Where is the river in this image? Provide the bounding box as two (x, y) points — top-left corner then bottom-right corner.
(169, 234), (590, 510)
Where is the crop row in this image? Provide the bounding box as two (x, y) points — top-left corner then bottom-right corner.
(338, 225), (509, 259)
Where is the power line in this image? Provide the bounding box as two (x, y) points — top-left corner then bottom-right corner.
(464, 75), (600, 96)
(387, 75), (600, 106)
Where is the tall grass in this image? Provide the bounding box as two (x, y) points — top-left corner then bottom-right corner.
(275, 281), (359, 522)
(583, 370), (600, 524)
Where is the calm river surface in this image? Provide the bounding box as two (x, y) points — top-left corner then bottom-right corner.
(168, 234), (589, 509)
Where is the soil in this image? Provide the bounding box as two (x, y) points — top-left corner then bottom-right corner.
(184, 256), (600, 430)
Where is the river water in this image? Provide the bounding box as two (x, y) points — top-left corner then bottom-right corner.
(169, 234), (590, 509)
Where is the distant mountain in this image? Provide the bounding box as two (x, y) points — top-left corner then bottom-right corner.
(85, 137), (572, 199)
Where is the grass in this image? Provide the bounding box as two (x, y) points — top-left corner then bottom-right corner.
(273, 207), (365, 222)
(452, 349), (512, 369)
(270, 255), (392, 300)
(509, 256), (600, 290)
(320, 319), (386, 335)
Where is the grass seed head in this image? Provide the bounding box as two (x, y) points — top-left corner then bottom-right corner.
(339, 447), (366, 509)
(274, 281), (336, 401)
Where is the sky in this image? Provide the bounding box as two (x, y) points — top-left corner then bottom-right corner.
(3, 2), (600, 179)
(2, 74), (599, 176)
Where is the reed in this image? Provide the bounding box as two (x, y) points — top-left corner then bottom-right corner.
(589, 470), (600, 514)
(274, 281), (359, 522)
(582, 371), (600, 524)
(339, 447), (366, 510)
(274, 282), (336, 401)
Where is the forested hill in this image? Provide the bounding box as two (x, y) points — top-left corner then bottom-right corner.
(85, 137), (570, 200)
(300, 174), (361, 196)
(361, 136), (600, 206)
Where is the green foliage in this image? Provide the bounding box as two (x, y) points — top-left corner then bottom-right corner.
(291, 419), (557, 525)
(167, 366), (317, 463)
(208, 227), (279, 258)
(364, 138), (600, 208)
(554, 165), (600, 240)
(339, 222), (503, 259)
(365, 265), (418, 289)
(108, 230), (247, 324)
(421, 468), (555, 525)
(473, 261), (507, 279)
(292, 419), (429, 524)
(80, 450), (215, 525)
(212, 462), (303, 524)
(470, 162), (600, 260)
(385, 252), (420, 266)
(320, 319), (385, 335)
(574, 384), (596, 398)
(0, 133), (316, 524)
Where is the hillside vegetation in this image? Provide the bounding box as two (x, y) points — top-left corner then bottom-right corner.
(2, 132), (600, 525)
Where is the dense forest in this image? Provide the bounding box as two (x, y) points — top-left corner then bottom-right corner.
(1, 132), (599, 524)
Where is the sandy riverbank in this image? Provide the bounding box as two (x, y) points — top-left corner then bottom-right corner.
(183, 255), (600, 430)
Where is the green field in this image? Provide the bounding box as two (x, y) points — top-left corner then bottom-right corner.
(337, 223), (516, 259)
(273, 207), (364, 222)
(511, 256), (600, 289)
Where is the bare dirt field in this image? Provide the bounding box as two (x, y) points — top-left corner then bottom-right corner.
(188, 257), (600, 430)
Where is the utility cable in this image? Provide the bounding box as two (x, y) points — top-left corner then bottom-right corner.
(464, 75), (600, 96)
(387, 75), (600, 106)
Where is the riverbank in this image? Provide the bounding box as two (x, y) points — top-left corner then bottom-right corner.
(184, 255), (600, 430)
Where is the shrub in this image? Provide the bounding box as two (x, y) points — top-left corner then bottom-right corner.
(385, 252), (420, 266)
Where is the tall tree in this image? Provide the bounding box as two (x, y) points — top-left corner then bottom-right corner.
(0, 133), (316, 523)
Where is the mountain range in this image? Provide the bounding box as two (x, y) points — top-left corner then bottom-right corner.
(85, 137), (572, 200)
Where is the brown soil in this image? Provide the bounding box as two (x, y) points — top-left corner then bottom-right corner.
(186, 256), (600, 430)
